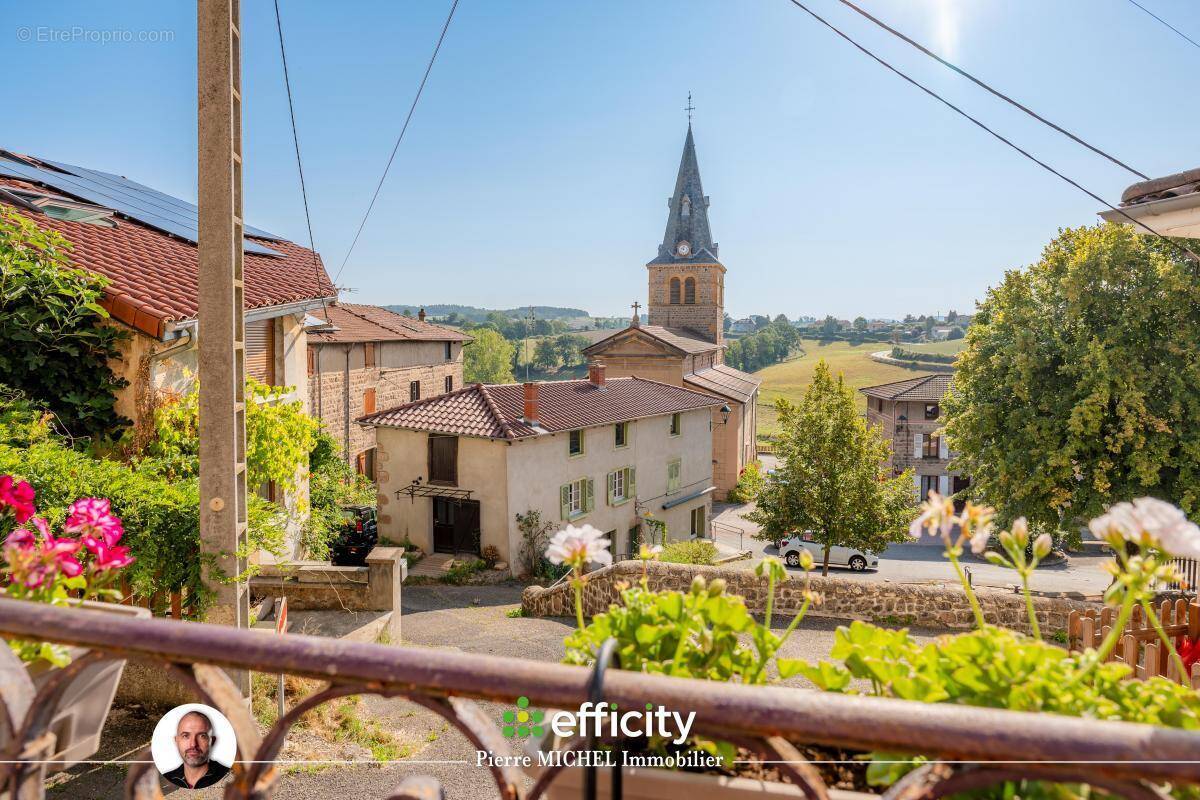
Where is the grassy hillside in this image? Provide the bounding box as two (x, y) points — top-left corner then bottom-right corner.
(755, 338), (965, 438)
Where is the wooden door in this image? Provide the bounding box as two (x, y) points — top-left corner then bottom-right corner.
(433, 497), (456, 553)
(454, 500), (481, 556)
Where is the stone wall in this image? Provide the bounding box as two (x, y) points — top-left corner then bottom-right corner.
(521, 560), (1100, 636)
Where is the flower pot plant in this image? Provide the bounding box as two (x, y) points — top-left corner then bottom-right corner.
(0, 475), (143, 772)
(525, 499), (1200, 799)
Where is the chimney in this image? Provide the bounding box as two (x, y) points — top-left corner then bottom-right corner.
(588, 362), (606, 387)
(418, 308), (426, 322)
(522, 382), (539, 425)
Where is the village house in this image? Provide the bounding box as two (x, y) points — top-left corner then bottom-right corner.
(358, 365), (726, 573)
(1099, 166), (1200, 237)
(307, 304), (470, 477)
(0, 151), (336, 554)
(584, 125), (760, 499)
(861, 374), (968, 502)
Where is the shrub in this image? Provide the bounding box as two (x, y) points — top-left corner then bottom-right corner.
(726, 461), (765, 504)
(481, 544), (501, 566)
(659, 539), (718, 565)
(302, 432), (375, 560)
(440, 558), (487, 585)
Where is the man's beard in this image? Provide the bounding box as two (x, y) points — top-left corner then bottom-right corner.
(183, 750), (208, 767)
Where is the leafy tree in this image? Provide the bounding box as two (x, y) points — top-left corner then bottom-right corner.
(723, 313), (733, 332)
(853, 316), (868, 331)
(533, 338), (559, 371)
(750, 314), (770, 331)
(554, 334), (589, 367)
(944, 223), (1200, 527)
(463, 327), (515, 384)
(946, 309), (958, 322)
(946, 326), (965, 340)
(819, 315), (840, 336)
(750, 360), (914, 574)
(773, 314), (790, 326)
(0, 209), (129, 440)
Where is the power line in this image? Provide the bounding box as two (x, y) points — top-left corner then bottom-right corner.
(783, 0), (1200, 265)
(832, 0), (1148, 179)
(1126, 0), (1200, 51)
(334, 0), (461, 286)
(272, 0), (329, 314)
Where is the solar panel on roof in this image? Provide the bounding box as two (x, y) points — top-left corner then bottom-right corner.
(0, 157), (283, 256)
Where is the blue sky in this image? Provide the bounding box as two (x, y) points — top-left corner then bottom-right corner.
(4, 0), (1198, 319)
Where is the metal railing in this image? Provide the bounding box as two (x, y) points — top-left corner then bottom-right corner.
(2, 598), (1200, 799)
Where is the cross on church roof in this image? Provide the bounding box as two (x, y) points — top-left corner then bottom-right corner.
(684, 92), (695, 125)
(631, 300), (642, 327)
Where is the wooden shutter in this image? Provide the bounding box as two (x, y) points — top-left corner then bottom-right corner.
(938, 437), (949, 459)
(607, 471), (616, 505)
(245, 319), (275, 384)
(584, 479), (595, 512)
(938, 475), (950, 495)
(560, 485), (571, 520)
(913, 473), (922, 497)
(363, 387), (376, 415)
(428, 435), (458, 485)
(307, 346), (316, 376)
(912, 433), (924, 459)
(627, 467), (636, 498)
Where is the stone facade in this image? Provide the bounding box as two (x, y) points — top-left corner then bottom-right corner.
(309, 340), (463, 469)
(863, 387), (965, 500)
(522, 560), (1100, 637)
(646, 262), (726, 348)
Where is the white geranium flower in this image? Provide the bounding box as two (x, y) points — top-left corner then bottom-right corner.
(638, 543), (663, 561)
(968, 527), (992, 554)
(545, 524), (612, 570)
(909, 491), (956, 541)
(1088, 498), (1200, 559)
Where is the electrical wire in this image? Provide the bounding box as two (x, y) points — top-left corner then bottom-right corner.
(833, 0), (1148, 179)
(784, 0), (1200, 265)
(1126, 0), (1200, 51)
(273, 0), (330, 318)
(334, 0), (461, 286)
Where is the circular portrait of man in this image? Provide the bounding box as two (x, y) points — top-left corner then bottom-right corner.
(151, 704), (237, 790)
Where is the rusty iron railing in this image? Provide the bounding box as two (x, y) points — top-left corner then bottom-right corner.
(2, 598), (1200, 799)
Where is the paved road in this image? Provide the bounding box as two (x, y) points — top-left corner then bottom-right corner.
(712, 501), (1113, 597)
(46, 584), (936, 800)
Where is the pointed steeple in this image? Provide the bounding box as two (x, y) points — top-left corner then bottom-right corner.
(652, 125), (719, 264)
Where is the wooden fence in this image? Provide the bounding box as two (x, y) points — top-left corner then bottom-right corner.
(118, 578), (191, 620)
(1068, 599), (1200, 687)
(1164, 557), (1199, 593)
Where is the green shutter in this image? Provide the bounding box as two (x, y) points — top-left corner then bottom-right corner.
(627, 467), (636, 498)
(560, 484), (570, 519)
(584, 478), (595, 512)
(606, 471), (616, 505)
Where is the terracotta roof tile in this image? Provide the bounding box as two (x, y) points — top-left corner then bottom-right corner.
(359, 377), (725, 440)
(0, 176), (334, 339)
(859, 373), (952, 402)
(684, 363), (761, 404)
(308, 303), (471, 344)
(583, 324), (718, 356)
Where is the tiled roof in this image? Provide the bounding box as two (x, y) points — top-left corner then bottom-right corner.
(308, 303), (471, 344)
(583, 324), (718, 357)
(684, 363), (761, 404)
(859, 374), (952, 402)
(358, 377), (725, 440)
(1121, 167), (1200, 206)
(0, 175), (334, 339)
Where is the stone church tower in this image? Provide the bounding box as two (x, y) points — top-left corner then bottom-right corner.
(646, 125), (726, 352)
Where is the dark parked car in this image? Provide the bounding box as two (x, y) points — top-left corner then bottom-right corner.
(330, 505), (378, 567)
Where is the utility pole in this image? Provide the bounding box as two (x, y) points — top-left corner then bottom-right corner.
(198, 0), (250, 696)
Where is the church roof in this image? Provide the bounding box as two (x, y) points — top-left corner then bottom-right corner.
(649, 126), (721, 266)
(683, 364), (762, 405)
(582, 324), (719, 357)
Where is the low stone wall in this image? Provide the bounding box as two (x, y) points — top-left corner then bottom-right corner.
(521, 560), (1100, 636)
(250, 547), (405, 615)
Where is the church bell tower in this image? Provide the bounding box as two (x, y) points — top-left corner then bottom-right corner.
(646, 121), (726, 349)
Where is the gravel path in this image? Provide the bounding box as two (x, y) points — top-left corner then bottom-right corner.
(46, 584), (938, 799)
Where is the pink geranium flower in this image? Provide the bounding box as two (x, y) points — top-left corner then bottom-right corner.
(0, 475), (37, 524)
(64, 497), (125, 551)
(41, 535), (83, 578)
(90, 542), (134, 571)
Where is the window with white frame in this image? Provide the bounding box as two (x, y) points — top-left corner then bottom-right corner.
(690, 505), (706, 537)
(569, 429), (584, 457)
(607, 466), (635, 505)
(560, 477), (594, 519)
(667, 459), (681, 494)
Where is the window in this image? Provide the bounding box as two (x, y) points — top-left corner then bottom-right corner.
(560, 477), (594, 520)
(445, 341), (453, 361)
(925, 403), (940, 420)
(669, 277), (681, 305)
(607, 466), (636, 505)
(363, 387), (376, 415)
(614, 421), (629, 448)
(667, 459), (681, 494)
(923, 434), (940, 459)
(919, 474), (939, 500)
(410, 381), (421, 402)
(684, 277), (696, 304)
(307, 347), (316, 376)
(364, 342), (376, 368)
(569, 429), (585, 457)
(356, 448), (377, 481)
(445, 375), (453, 394)
(690, 505), (706, 537)
(669, 413), (681, 437)
(428, 434), (458, 485)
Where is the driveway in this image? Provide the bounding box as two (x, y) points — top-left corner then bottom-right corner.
(46, 584), (935, 800)
(711, 502), (1113, 597)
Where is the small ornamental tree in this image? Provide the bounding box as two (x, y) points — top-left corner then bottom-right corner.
(943, 224), (1200, 529)
(463, 327), (515, 384)
(0, 209), (128, 440)
(750, 360), (914, 575)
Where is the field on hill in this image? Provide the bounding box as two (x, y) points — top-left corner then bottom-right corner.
(755, 338), (966, 438)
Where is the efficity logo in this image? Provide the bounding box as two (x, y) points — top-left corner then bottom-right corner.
(498, 697), (695, 745)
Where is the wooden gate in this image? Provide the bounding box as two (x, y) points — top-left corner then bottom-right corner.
(1068, 599), (1200, 686)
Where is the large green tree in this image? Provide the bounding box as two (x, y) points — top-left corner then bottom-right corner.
(750, 360), (914, 574)
(0, 209), (128, 440)
(463, 327), (516, 384)
(944, 223), (1200, 527)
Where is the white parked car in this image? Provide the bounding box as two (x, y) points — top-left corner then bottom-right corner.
(778, 532), (879, 572)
